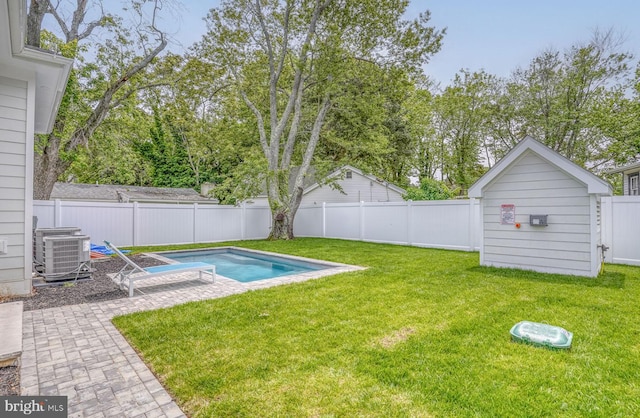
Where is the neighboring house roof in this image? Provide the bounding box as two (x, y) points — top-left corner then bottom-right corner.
(607, 161), (640, 174)
(290, 166), (322, 192)
(254, 165), (406, 198)
(253, 166), (317, 199)
(51, 183), (218, 204)
(2, 0), (73, 133)
(468, 136), (612, 197)
(304, 165), (406, 196)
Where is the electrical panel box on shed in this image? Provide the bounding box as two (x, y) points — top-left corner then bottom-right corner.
(529, 215), (548, 226)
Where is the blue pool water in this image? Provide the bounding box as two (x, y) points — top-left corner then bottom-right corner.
(157, 248), (329, 283)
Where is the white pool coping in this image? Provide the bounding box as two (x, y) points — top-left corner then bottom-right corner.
(145, 246), (366, 290)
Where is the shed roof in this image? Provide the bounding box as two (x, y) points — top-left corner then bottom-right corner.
(51, 183), (218, 204)
(468, 136), (612, 198)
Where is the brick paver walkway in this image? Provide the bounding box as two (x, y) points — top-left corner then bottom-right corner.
(21, 263), (362, 417)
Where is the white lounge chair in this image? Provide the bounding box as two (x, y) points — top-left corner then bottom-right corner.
(104, 241), (215, 297)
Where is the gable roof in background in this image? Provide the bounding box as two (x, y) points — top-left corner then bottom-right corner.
(607, 161), (640, 174)
(468, 136), (612, 197)
(303, 165), (406, 196)
(51, 183), (218, 204)
(254, 165), (406, 198)
(2, 0), (73, 133)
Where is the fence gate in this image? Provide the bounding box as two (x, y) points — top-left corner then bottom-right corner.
(601, 196), (640, 266)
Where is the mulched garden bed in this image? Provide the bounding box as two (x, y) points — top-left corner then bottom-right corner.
(0, 254), (166, 396)
(16, 254), (165, 311)
(0, 365), (19, 396)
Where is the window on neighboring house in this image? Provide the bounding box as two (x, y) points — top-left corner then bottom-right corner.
(346, 170), (352, 179)
(630, 173), (639, 195)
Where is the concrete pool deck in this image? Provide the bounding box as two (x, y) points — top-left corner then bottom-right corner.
(20, 262), (363, 417)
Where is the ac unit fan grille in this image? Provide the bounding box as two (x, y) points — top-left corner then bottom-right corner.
(43, 235), (91, 281)
(34, 227), (82, 267)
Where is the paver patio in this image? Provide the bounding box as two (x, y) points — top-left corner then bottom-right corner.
(20, 264), (362, 417)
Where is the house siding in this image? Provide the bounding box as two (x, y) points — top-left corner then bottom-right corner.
(0, 75), (29, 294)
(622, 170), (639, 195)
(482, 151), (593, 276)
(622, 173), (629, 195)
(304, 171), (404, 204)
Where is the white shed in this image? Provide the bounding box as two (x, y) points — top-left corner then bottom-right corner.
(0, 0), (72, 295)
(468, 136), (612, 277)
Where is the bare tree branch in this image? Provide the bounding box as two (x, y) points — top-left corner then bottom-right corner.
(66, 29), (168, 152)
(240, 91), (270, 157)
(45, 0), (110, 43)
(280, 79), (304, 169)
(290, 94), (332, 215)
(76, 17), (106, 40)
(269, 0), (332, 165)
(110, 80), (172, 109)
(254, 0), (279, 163)
(45, 0), (71, 40)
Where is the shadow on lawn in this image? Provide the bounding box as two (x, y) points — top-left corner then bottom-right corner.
(468, 265), (626, 289)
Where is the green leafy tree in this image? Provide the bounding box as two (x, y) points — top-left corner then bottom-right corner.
(382, 73), (434, 187)
(404, 178), (456, 200)
(489, 29), (634, 169)
(319, 66), (432, 188)
(200, 0), (444, 239)
(588, 65), (640, 169)
(148, 55), (261, 194)
(132, 109), (195, 188)
(67, 102), (153, 185)
(431, 70), (497, 194)
(411, 87), (441, 181)
(317, 62), (392, 179)
(27, 0), (170, 199)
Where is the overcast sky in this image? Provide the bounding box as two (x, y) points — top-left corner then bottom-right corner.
(165, 0), (640, 86)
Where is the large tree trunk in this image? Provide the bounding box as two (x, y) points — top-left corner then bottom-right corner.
(268, 186), (304, 240)
(270, 212), (295, 240)
(27, 0), (48, 47)
(33, 134), (69, 200)
(33, 156), (67, 201)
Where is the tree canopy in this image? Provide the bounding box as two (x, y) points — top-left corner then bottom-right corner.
(196, 0), (444, 238)
(28, 0), (171, 199)
(30, 0), (640, 235)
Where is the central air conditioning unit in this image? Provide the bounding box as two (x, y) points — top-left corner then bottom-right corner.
(42, 235), (92, 281)
(34, 227), (82, 271)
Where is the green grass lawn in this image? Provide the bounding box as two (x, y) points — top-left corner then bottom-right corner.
(113, 238), (640, 417)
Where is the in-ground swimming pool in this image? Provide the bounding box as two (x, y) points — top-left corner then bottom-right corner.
(155, 248), (331, 283)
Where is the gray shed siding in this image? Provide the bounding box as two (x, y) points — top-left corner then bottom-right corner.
(481, 151), (593, 275)
(0, 75), (29, 294)
(304, 171), (404, 204)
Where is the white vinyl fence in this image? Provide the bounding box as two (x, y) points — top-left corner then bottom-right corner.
(601, 196), (640, 266)
(33, 200), (272, 246)
(33, 196), (639, 266)
(294, 200), (480, 251)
